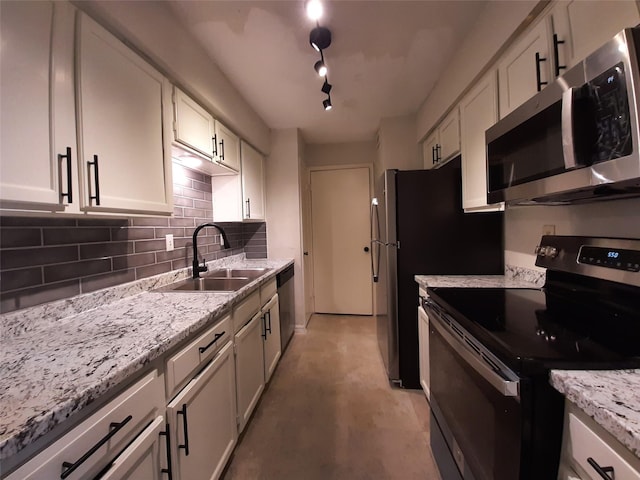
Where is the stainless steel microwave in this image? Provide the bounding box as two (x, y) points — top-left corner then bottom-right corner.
(486, 27), (640, 205)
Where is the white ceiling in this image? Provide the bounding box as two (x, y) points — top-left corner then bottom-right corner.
(167, 0), (488, 144)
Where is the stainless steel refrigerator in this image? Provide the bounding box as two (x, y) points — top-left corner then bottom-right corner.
(371, 158), (504, 388)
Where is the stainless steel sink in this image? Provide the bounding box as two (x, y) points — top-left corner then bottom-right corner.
(205, 268), (271, 280)
(154, 268), (271, 293)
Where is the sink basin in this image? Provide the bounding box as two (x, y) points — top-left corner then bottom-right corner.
(156, 277), (251, 293)
(206, 268), (271, 280)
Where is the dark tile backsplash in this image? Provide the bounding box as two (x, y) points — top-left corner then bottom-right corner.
(0, 164), (267, 313)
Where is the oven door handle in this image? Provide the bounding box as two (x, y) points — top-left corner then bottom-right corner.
(427, 306), (520, 398)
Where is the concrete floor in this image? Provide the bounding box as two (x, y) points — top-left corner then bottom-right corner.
(222, 314), (442, 480)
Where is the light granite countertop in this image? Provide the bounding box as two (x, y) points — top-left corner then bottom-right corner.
(0, 255), (293, 461)
(550, 370), (640, 457)
(415, 274), (542, 290)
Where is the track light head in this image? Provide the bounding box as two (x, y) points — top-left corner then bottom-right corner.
(321, 79), (332, 94)
(309, 26), (331, 52)
(323, 97), (332, 110)
(314, 60), (327, 77)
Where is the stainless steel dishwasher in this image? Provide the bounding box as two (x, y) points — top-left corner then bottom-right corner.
(276, 264), (295, 351)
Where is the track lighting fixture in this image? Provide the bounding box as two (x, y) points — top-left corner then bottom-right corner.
(305, 0), (323, 20)
(309, 26), (331, 52)
(323, 97), (332, 110)
(321, 79), (332, 94)
(314, 60), (327, 77)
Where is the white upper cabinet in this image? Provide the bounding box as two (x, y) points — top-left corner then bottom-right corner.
(460, 70), (504, 212)
(173, 87), (215, 159)
(241, 141), (265, 221)
(550, 0), (640, 71)
(76, 13), (173, 215)
(421, 108), (460, 169)
(214, 121), (241, 172)
(0, 1), (76, 211)
(498, 19), (552, 118)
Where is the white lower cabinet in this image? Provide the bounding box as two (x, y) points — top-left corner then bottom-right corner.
(6, 371), (165, 480)
(167, 341), (237, 480)
(262, 293), (282, 383)
(418, 303), (430, 401)
(558, 400), (640, 480)
(234, 311), (266, 433)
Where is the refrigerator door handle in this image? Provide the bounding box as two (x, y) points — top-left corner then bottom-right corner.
(370, 200), (381, 282)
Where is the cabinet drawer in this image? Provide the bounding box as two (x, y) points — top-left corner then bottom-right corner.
(260, 278), (277, 305)
(233, 289), (260, 333)
(166, 314), (232, 398)
(568, 412), (640, 480)
(7, 370), (163, 480)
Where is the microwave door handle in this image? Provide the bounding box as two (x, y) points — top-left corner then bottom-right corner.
(561, 87), (578, 170)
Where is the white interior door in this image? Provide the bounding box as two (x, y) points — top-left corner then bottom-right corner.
(311, 167), (372, 315)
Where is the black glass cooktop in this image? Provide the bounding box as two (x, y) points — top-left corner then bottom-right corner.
(427, 286), (640, 374)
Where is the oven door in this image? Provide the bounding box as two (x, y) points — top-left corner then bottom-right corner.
(426, 302), (523, 480)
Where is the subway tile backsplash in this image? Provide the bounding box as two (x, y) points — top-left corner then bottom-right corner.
(0, 164), (267, 313)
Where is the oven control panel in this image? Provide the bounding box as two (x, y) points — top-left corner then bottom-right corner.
(578, 245), (640, 272)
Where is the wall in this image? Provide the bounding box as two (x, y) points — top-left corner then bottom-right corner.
(74, 0), (271, 154)
(416, 0), (539, 140)
(376, 114), (421, 180)
(305, 141), (377, 168)
(505, 198), (640, 271)
(0, 164), (266, 313)
(266, 129), (306, 328)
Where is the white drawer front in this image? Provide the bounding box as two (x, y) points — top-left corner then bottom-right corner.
(568, 412), (640, 480)
(166, 314), (231, 399)
(7, 370), (163, 480)
(233, 290), (260, 333)
(260, 278), (277, 305)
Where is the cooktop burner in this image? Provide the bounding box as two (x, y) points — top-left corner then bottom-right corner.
(427, 286), (640, 374)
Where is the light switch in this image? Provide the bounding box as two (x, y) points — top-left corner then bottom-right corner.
(165, 234), (174, 251)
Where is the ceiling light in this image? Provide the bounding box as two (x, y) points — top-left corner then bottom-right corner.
(306, 0), (323, 21)
(321, 79), (332, 94)
(323, 97), (332, 110)
(309, 26), (331, 51)
(314, 60), (327, 77)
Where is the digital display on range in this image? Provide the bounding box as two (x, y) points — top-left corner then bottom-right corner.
(578, 246), (640, 272)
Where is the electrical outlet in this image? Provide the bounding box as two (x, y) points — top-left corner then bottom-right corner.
(165, 234), (174, 251)
(542, 225), (556, 236)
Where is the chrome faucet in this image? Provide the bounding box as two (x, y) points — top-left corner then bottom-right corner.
(192, 223), (231, 278)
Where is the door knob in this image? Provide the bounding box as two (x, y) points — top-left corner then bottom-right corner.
(364, 246), (370, 252)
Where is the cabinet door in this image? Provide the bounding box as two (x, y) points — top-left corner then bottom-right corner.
(418, 306), (430, 401)
(438, 108), (460, 163)
(240, 141), (265, 220)
(173, 87), (214, 159)
(99, 416), (165, 480)
(551, 0), (640, 71)
(215, 121), (240, 172)
(498, 19), (552, 118)
(422, 132), (439, 170)
(168, 341), (237, 480)
(76, 13), (172, 215)
(262, 294), (282, 383)
(234, 311), (265, 433)
(0, 1), (76, 210)
(460, 70), (504, 212)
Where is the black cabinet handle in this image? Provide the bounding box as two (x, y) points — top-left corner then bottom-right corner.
(177, 404), (190, 456)
(245, 198), (251, 219)
(219, 138), (225, 161)
(553, 34), (566, 77)
(587, 457), (614, 480)
(159, 424), (173, 480)
(261, 314), (267, 339)
(266, 311), (272, 334)
(59, 147), (73, 203)
(198, 332), (225, 354)
(436, 144), (442, 163)
(60, 415), (132, 478)
(88, 154), (101, 206)
(212, 134), (218, 157)
(535, 52), (548, 92)
(431, 146), (436, 165)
